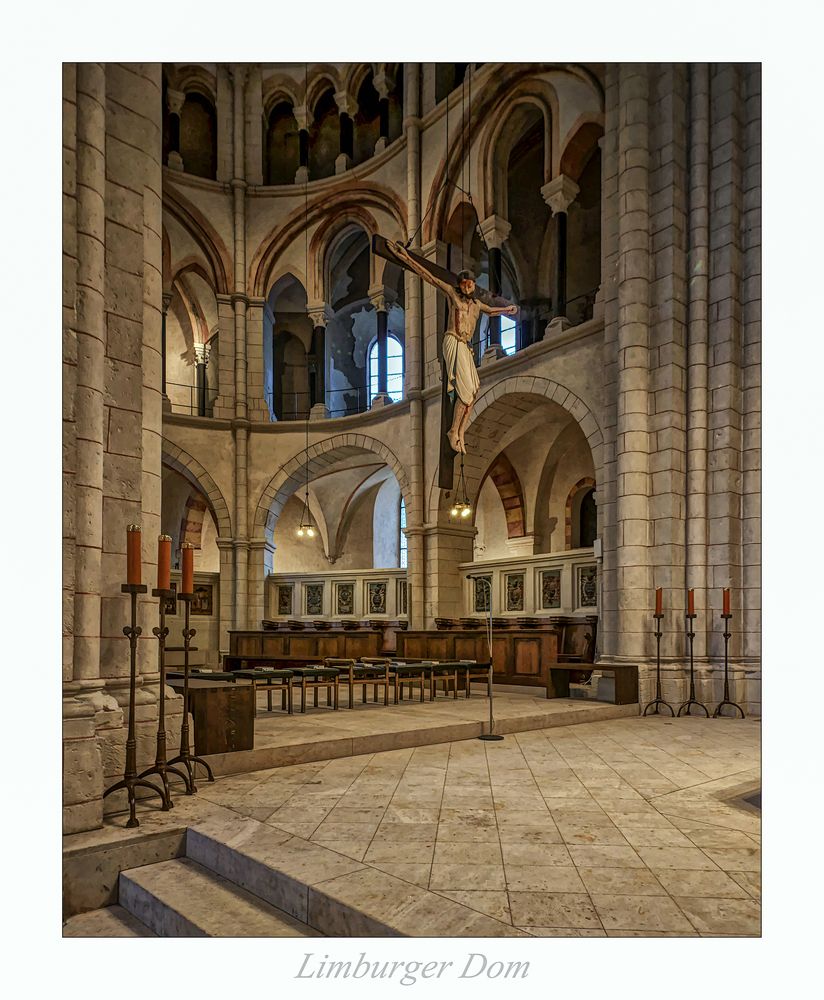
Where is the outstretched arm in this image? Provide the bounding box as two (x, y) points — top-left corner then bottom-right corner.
(387, 240), (455, 296)
(479, 300), (519, 317)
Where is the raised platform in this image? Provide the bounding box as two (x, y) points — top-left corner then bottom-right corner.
(203, 688), (638, 777)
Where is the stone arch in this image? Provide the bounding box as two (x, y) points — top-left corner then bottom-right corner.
(314, 211), (379, 304)
(305, 68), (343, 114)
(559, 118), (604, 183)
(427, 375), (603, 524)
(176, 65), (217, 104)
(261, 73), (300, 121)
(163, 187), (231, 294)
(254, 433), (413, 542)
(249, 184), (406, 298)
(162, 439), (232, 539)
(565, 476), (596, 549)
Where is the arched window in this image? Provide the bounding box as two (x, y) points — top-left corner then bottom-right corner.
(500, 314), (517, 355)
(399, 497), (408, 569)
(368, 335), (404, 404)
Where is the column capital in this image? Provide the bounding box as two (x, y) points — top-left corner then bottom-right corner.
(478, 214), (511, 250)
(334, 91), (357, 117)
(162, 291), (173, 313)
(368, 284), (396, 313)
(293, 104), (310, 131)
(540, 174), (580, 214)
(194, 342), (211, 364)
(166, 88), (186, 116)
(307, 301), (330, 328)
(373, 71), (394, 100)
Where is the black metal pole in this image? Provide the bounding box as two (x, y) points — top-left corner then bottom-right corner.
(103, 583), (166, 827)
(138, 589), (194, 800)
(644, 612), (675, 716)
(168, 593), (215, 785)
(376, 309), (388, 396)
(678, 612), (709, 717)
(713, 612), (745, 718)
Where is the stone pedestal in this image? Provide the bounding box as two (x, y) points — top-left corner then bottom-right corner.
(295, 165), (308, 184)
(335, 153), (351, 175)
(309, 402), (329, 421)
(481, 344), (505, 365)
(167, 150), (184, 171)
(370, 393), (393, 409)
(543, 316), (572, 340)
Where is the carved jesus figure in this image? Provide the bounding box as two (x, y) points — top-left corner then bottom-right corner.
(387, 240), (518, 454)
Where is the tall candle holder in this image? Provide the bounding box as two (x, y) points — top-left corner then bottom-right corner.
(713, 612), (745, 718)
(138, 588), (193, 803)
(643, 612), (675, 716)
(168, 592), (215, 788)
(103, 583), (168, 827)
(678, 612), (709, 717)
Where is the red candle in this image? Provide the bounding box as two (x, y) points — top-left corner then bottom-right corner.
(181, 543), (194, 595)
(655, 587), (662, 616)
(723, 588), (730, 616)
(687, 588), (695, 616)
(126, 525), (141, 585)
(157, 534), (172, 591)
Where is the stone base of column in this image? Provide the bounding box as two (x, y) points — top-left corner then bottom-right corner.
(370, 393), (393, 409)
(481, 344), (505, 365)
(162, 393), (172, 413)
(543, 316), (572, 340)
(374, 136), (388, 154)
(309, 402), (329, 420)
(167, 151), (184, 172)
(295, 165), (309, 184)
(63, 695), (104, 835)
(592, 284), (605, 321)
(335, 153), (352, 175)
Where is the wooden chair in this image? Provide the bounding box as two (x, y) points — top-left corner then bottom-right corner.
(430, 661), (459, 700)
(458, 659), (493, 698)
(325, 657), (390, 708)
(389, 660), (434, 703)
(231, 668), (294, 716)
(290, 665), (341, 712)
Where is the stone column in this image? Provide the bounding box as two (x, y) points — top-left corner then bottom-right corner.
(248, 538), (275, 628)
(212, 294), (236, 418)
(478, 214), (512, 362)
(374, 70), (393, 153)
(245, 296), (270, 421)
(686, 63), (711, 671)
(245, 65), (263, 185)
(230, 65), (250, 631)
(369, 286), (392, 407)
(294, 104), (310, 184)
(166, 88), (185, 171)
(307, 303), (329, 419)
(216, 537), (235, 653)
(72, 62), (107, 693)
(194, 341), (210, 416)
(613, 64), (652, 663)
(541, 174), (580, 337)
(334, 92), (355, 174)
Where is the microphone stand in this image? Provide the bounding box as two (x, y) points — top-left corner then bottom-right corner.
(471, 576), (503, 742)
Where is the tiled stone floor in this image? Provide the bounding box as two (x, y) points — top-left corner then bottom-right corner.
(193, 715), (760, 937)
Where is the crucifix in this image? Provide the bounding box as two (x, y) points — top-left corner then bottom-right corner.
(372, 235), (518, 487)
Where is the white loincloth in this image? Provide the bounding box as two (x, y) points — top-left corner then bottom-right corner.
(443, 333), (480, 405)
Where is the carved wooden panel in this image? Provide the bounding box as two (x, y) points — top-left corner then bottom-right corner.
(514, 638), (541, 676)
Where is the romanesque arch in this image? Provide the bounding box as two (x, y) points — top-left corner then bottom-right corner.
(161, 439), (233, 539)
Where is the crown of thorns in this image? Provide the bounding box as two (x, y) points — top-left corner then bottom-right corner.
(456, 269), (476, 283)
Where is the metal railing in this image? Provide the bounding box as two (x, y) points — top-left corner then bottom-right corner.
(265, 382), (404, 422)
(166, 381), (218, 417)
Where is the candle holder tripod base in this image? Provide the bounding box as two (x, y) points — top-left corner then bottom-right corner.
(137, 588), (194, 805)
(103, 584), (168, 828)
(713, 613), (745, 719)
(167, 592), (215, 788)
(643, 613), (675, 717)
(677, 612), (709, 717)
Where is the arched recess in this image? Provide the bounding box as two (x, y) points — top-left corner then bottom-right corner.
(264, 100), (299, 185)
(254, 434), (412, 544)
(565, 477), (597, 549)
(265, 272), (311, 420)
(308, 86), (339, 180)
(427, 375), (603, 527)
(353, 70), (380, 165)
(179, 91), (217, 180)
(161, 439), (233, 540)
(478, 452), (526, 539)
(163, 186), (231, 295)
(561, 119), (604, 325)
(249, 183), (405, 299)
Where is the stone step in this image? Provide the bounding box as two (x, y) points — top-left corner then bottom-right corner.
(119, 857), (319, 937)
(62, 904), (156, 937)
(186, 812), (527, 937)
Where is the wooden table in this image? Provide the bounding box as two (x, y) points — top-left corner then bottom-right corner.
(168, 678), (254, 755)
